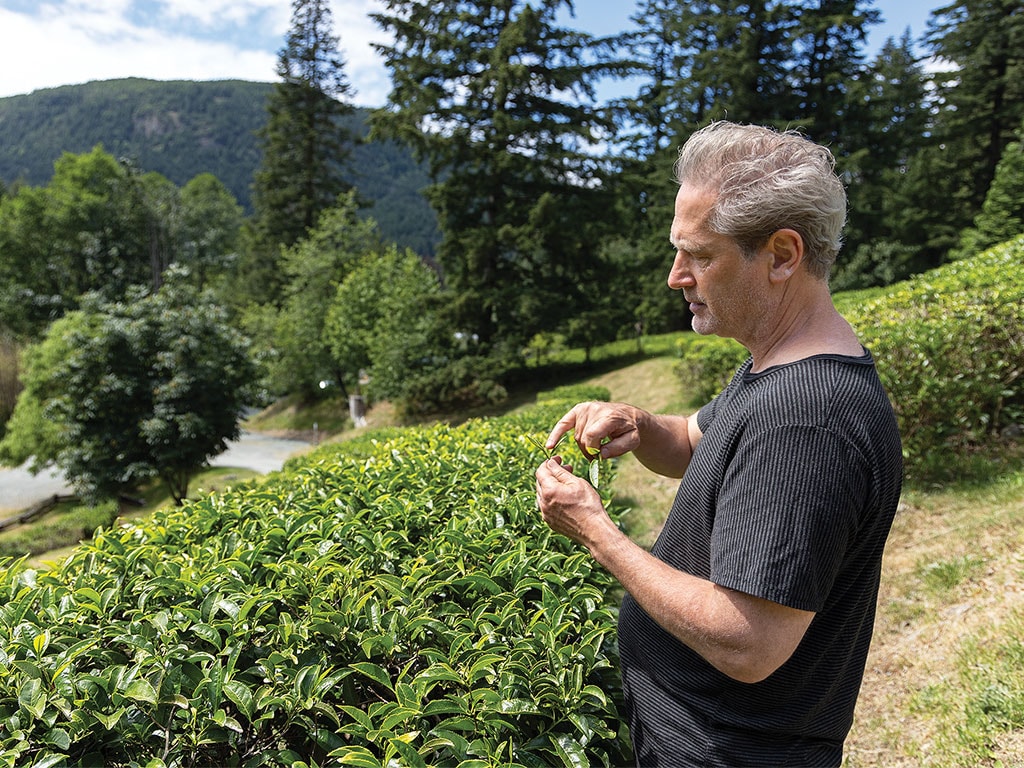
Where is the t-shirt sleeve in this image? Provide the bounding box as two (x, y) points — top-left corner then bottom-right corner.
(709, 424), (870, 613)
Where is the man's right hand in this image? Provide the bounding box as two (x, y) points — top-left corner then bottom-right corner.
(546, 401), (647, 461)
(546, 401), (702, 480)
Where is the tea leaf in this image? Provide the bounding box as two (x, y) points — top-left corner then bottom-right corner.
(124, 679), (158, 705)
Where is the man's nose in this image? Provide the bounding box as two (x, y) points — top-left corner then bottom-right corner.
(667, 251), (695, 290)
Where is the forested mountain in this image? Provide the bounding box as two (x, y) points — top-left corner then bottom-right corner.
(0, 78), (439, 256)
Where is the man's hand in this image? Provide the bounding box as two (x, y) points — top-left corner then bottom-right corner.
(546, 401), (701, 479)
(545, 401), (646, 461)
(535, 456), (611, 546)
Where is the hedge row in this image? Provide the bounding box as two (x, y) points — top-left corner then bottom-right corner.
(674, 236), (1024, 478)
(841, 237), (1024, 470)
(0, 387), (632, 767)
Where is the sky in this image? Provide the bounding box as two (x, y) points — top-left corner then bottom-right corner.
(0, 0), (944, 106)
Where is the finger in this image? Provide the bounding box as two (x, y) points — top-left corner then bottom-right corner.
(539, 455), (576, 482)
(545, 408), (578, 450)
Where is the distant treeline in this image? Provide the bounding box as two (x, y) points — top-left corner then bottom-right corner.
(0, 78), (440, 257)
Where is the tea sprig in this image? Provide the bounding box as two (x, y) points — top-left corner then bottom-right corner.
(526, 431), (601, 488)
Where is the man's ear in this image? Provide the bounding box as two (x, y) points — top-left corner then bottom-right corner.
(765, 228), (804, 283)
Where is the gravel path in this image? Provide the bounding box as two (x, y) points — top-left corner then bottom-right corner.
(0, 432), (313, 514)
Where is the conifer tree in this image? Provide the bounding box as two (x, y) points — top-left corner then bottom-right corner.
(842, 31), (930, 255)
(951, 120), (1024, 259)
(790, 0), (880, 149)
(370, 0), (622, 354)
(925, 0), (1024, 212)
(247, 0), (356, 304)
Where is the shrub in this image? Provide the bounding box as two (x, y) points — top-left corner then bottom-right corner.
(0, 396), (629, 767)
(674, 334), (749, 405)
(840, 236), (1024, 477)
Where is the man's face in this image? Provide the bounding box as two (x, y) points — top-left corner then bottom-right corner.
(667, 184), (766, 343)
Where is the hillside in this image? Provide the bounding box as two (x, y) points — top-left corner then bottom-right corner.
(0, 78), (440, 256)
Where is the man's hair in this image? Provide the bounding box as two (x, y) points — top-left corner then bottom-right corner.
(674, 121), (846, 280)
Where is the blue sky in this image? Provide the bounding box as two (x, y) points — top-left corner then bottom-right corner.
(0, 0), (943, 105)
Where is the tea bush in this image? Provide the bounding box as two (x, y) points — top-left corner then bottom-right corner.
(674, 335), (748, 406)
(0, 392), (629, 767)
(840, 236), (1024, 475)
(674, 236), (1024, 477)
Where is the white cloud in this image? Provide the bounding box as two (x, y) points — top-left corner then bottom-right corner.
(156, 0), (286, 29)
(329, 0), (391, 106)
(0, 0), (394, 105)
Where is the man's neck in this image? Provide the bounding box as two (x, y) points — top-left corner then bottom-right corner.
(746, 286), (861, 372)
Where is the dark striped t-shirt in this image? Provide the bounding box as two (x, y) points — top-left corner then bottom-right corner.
(619, 351), (903, 767)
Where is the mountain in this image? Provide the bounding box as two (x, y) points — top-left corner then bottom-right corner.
(0, 78), (439, 256)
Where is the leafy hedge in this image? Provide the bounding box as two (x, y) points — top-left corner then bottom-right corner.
(674, 335), (748, 406)
(841, 236), (1024, 474)
(0, 387), (631, 767)
(673, 236), (1024, 477)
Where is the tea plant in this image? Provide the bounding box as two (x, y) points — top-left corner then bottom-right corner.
(674, 236), (1024, 480)
(843, 236), (1024, 478)
(0, 390), (629, 767)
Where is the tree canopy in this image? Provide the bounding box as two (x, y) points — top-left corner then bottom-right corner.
(246, 0), (359, 304)
(0, 271), (258, 505)
(2, 0), (1024, 445)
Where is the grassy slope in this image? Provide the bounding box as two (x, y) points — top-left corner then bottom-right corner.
(583, 355), (1024, 768)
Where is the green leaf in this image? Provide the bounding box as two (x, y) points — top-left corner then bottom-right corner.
(29, 754), (68, 768)
(32, 630), (50, 657)
(499, 698), (542, 715)
(124, 679), (158, 705)
(349, 662), (394, 692)
(338, 704), (374, 731)
(192, 623), (221, 648)
(19, 678), (46, 718)
(387, 736), (427, 768)
(93, 707), (127, 730)
(452, 574), (501, 595)
(223, 679), (254, 720)
(380, 706), (420, 731)
(328, 746), (384, 767)
(551, 732), (589, 768)
(44, 726), (71, 750)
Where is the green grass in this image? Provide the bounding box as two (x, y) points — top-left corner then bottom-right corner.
(245, 392), (352, 435)
(0, 499), (117, 560)
(915, 554), (987, 593)
(907, 610), (1024, 766)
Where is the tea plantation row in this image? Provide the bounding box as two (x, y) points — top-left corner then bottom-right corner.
(0, 386), (631, 767)
(677, 237), (1024, 479)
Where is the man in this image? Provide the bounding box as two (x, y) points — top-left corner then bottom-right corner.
(534, 121), (903, 767)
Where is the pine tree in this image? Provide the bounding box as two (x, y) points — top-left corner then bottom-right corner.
(247, 0), (357, 303)
(843, 31), (930, 253)
(790, 0), (880, 149)
(951, 120), (1024, 259)
(925, 0), (1024, 213)
(370, 0), (622, 352)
